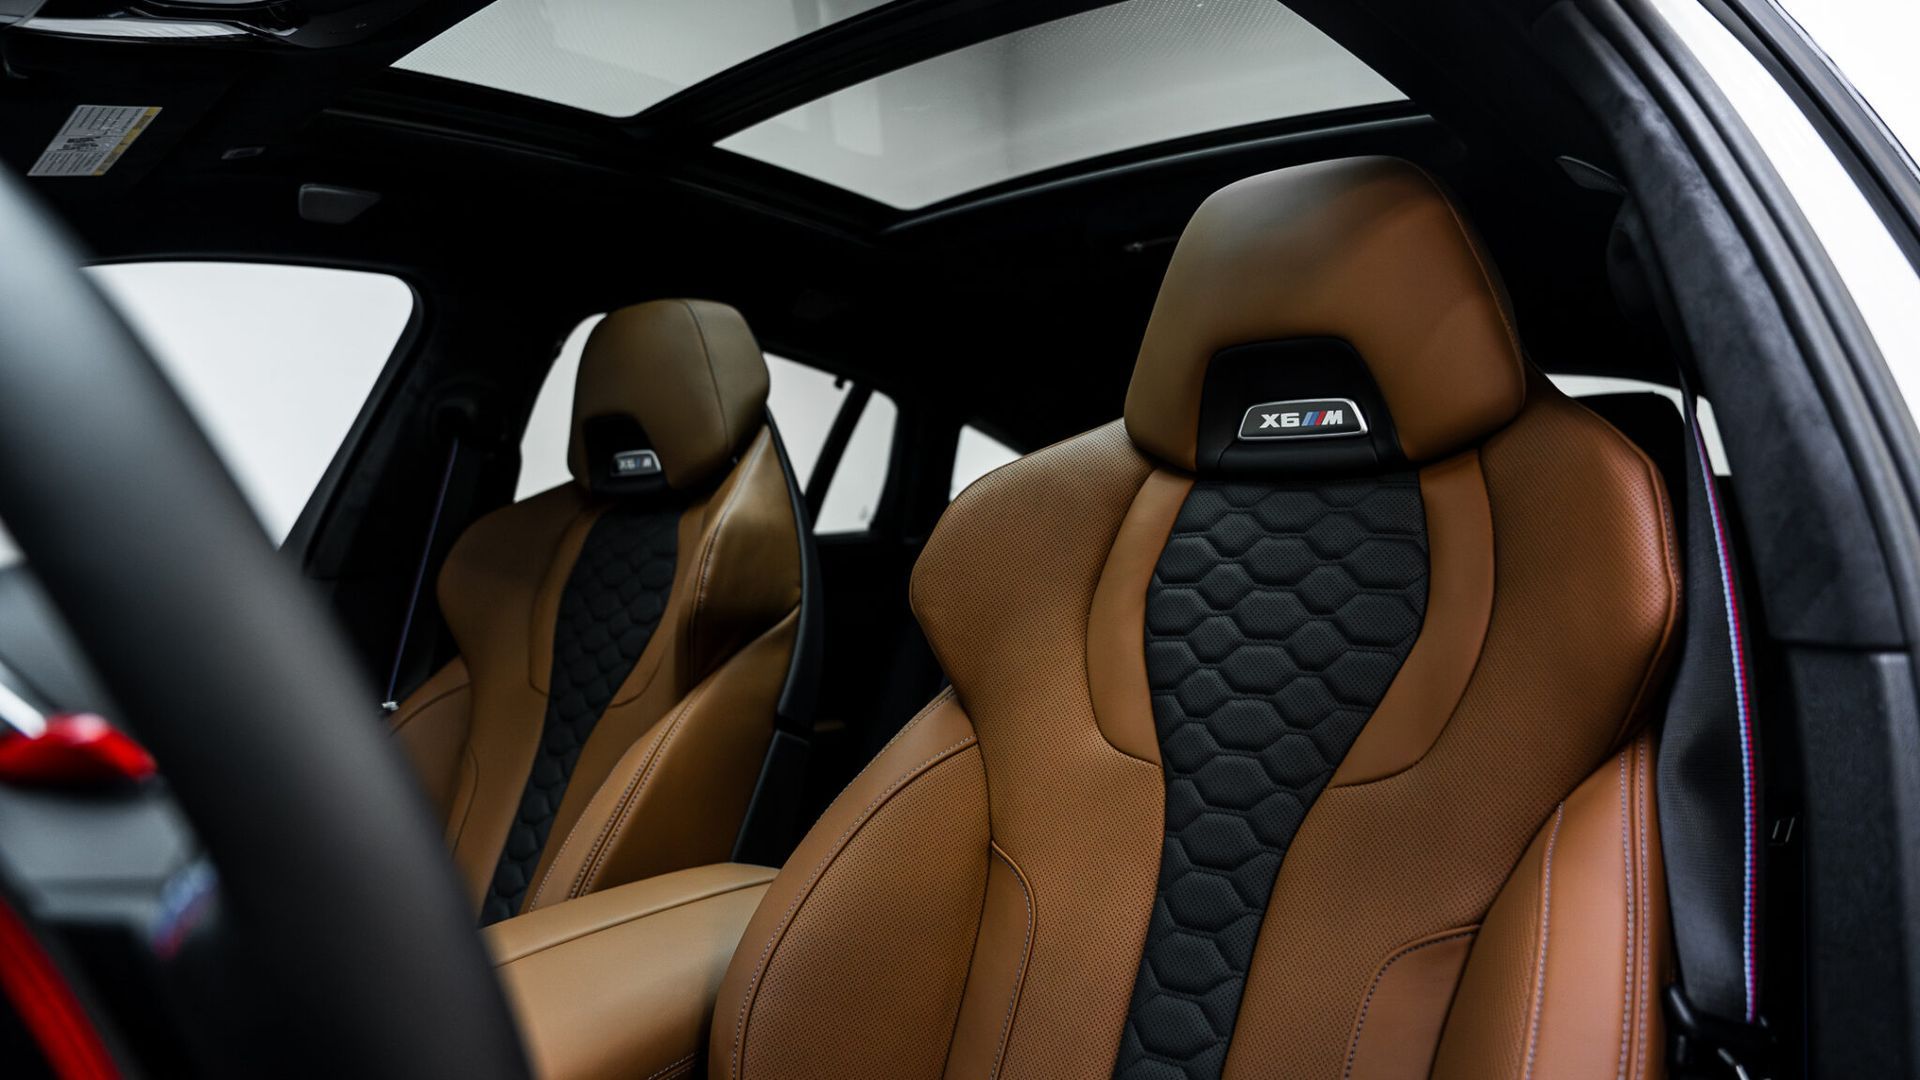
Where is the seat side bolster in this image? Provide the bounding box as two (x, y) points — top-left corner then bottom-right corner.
(486, 864), (776, 1080)
(683, 428), (803, 686)
(711, 689), (988, 1080)
(1431, 732), (1668, 1080)
(387, 657), (474, 833)
(525, 611), (799, 911)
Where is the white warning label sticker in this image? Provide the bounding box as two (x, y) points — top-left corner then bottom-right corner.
(28, 105), (162, 178)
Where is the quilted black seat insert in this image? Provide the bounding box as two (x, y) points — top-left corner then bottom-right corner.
(1114, 475), (1428, 1080)
(479, 501), (678, 925)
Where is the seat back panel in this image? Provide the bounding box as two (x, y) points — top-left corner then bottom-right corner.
(479, 499), (679, 924)
(1221, 392), (1679, 1078)
(1117, 475), (1429, 1078)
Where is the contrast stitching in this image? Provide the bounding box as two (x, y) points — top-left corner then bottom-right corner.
(728, 734), (979, 1080)
(988, 843), (1035, 1080)
(1342, 929), (1478, 1080)
(1523, 805), (1565, 1080)
(645, 1052), (697, 1080)
(1617, 752), (1634, 1080)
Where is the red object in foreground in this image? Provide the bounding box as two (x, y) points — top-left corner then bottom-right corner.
(0, 714), (155, 787)
(0, 898), (119, 1079)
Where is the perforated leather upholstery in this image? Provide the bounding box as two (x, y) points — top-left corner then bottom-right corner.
(389, 300), (808, 920)
(709, 158), (1678, 1080)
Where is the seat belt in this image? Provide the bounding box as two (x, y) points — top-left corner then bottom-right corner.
(381, 435), (462, 713)
(1659, 377), (1774, 1078)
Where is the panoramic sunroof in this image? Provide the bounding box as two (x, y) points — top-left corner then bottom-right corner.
(717, 0), (1403, 209)
(394, 0), (892, 117)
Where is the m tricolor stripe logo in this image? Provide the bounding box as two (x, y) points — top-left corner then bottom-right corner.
(1237, 398), (1368, 441)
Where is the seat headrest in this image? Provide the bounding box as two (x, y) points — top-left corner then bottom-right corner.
(1124, 156), (1526, 475)
(566, 299), (770, 495)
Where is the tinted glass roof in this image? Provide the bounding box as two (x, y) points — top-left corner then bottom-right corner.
(395, 0), (1401, 208)
(717, 0), (1401, 207)
(394, 0), (891, 117)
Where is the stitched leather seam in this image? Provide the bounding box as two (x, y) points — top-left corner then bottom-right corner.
(1341, 928), (1478, 1080)
(987, 842), (1034, 1080)
(527, 718), (653, 910)
(1330, 451), (1494, 791)
(728, 733), (980, 1080)
(682, 299), (731, 449)
(565, 679), (710, 901)
(1081, 468), (1180, 769)
(526, 503), (607, 694)
(692, 437), (767, 652)
(646, 1052), (697, 1080)
(1634, 736), (1653, 1080)
(1523, 805), (1565, 1080)
(1413, 164), (1524, 386)
(445, 741), (482, 857)
(1617, 751), (1634, 1080)
(493, 877), (772, 966)
(1612, 421), (1684, 747)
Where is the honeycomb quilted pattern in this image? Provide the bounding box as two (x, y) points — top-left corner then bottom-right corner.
(479, 502), (678, 925)
(1113, 476), (1428, 1079)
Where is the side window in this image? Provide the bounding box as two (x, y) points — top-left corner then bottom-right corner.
(516, 314), (601, 500)
(516, 314), (897, 532)
(1547, 373), (1731, 475)
(950, 424), (1021, 499)
(84, 261), (415, 543)
(814, 390), (898, 533)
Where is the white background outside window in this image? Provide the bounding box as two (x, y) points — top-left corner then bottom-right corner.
(0, 261), (413, 569)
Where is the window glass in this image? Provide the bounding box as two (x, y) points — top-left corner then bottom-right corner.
(517, 316), (888, 527)
(816, 391), (897, 532)
(84, 261), (415, 543)
(718, 0), (1402, 208)
(950, 424), (1021, 499)
(765, 357), (853, 483)
(1548, 373), (1730, 476)
(516, 314), (600, 500)
(1775, 0), (1920, 164)
(395, 0), (891, 117)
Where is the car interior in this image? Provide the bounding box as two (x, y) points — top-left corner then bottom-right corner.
(0, 0), (1917, 1078)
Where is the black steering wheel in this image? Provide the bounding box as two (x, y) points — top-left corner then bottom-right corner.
(0, 169), (529, 1077)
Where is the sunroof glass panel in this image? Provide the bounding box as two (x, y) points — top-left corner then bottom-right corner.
(395, 0), (892, 117)
(718, 0), (1403, 209)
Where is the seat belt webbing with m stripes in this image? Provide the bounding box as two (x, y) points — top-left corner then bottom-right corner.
(1659, 377), (1772, 1076)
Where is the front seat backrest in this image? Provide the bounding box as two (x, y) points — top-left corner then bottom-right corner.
(711, 158), (1679, 1080)
(390, 299), (808, 923)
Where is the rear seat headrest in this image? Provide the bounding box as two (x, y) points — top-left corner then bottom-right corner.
(566, 299), (771, 495)
(1123, 156), (1527, 476)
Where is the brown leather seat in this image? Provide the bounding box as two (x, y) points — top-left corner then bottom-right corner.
(708, 158), (1679, 1079)
(390, 299), (808, 923)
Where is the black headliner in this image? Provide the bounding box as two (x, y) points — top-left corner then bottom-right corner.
(0, 0), (1641, 451)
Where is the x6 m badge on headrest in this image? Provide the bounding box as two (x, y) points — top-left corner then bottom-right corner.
(612, 449), (663, 477)
(1238, 398), (1369, 440)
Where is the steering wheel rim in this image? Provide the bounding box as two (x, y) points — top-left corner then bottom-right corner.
(0, 169), (529, 1078)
